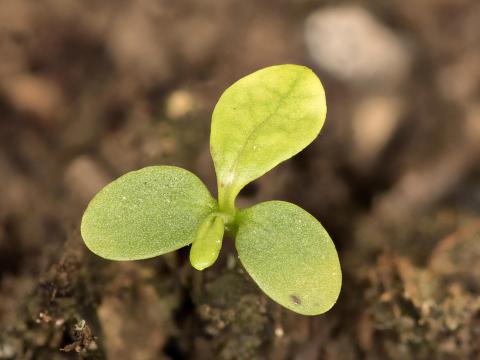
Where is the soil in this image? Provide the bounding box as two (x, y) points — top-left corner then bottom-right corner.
(0, 0), (479, 359)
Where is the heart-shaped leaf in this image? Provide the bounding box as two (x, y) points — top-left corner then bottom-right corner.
(81, 166), (216, 260)
(235, 201), (341, 315)
(210, 64), (327, 212)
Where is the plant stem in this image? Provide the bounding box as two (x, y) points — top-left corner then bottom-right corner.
(218, 185), (237, 219)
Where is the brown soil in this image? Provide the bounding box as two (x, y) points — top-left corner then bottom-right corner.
(1, 1), (479, 359)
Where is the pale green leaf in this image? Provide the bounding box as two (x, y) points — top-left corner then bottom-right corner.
(210, 64), (327, 212)
(235, 201), (341, 315)
(189, 214), (224, 270)
(81, 166), (216, 260)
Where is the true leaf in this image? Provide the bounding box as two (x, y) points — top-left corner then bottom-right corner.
(81, 166), (216, 260)
(189, 214), (224, 270)
(235, 201), (341, 315)
(210, 64), (327, 212)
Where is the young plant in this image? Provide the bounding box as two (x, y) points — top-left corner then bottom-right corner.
(81, 64), (342, 315)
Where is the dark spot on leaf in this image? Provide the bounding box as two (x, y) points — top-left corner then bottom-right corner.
(290, 295), (301, 305)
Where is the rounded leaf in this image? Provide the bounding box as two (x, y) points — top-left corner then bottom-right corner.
(81, 166), (216, 260)
(210, 65), (327, 211)
(235, 201), (341, 315)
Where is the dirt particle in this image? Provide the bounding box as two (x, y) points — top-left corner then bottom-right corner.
(60, 319), (96, 353)
(290, 295), (301, 305)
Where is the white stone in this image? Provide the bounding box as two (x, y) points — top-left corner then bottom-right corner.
(305, 6), (412, 86)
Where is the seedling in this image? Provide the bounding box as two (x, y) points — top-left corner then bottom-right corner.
(81, 65), (342, 315)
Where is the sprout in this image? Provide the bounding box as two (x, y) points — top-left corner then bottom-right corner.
(81, 65), (341, 315)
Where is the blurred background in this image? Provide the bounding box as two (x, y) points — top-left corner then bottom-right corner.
(0, 0), (479, 359)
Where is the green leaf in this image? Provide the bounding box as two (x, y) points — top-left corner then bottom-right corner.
(235, 201), (341, 315)
(81, 166), (216, 260)
(210, 64), (327, 213)
(189, 214), (224, 271)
